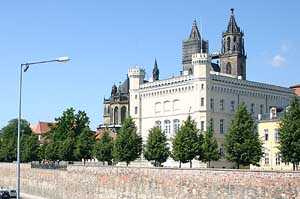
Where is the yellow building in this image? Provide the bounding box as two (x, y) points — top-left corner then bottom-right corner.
(251, 108), (294, 171)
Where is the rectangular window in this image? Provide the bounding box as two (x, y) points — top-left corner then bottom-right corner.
(231, 100), (235, 112)
(201, 121), (205, 131)
(220, 119), (224, 134)
(210, 98), (214, 111)
(220, 99), (225, 110)
(264, 129), (269, 141)
(173, 119), (180, 133)
(274, 128), (279, 143)
(275, 153), (281, 165)
(201, 98), (204, 107)
(260, 104), (263, 115)
(164, 120), (171, 138)
(135, 95), (138, 99)
(250, 103), (255, 114)
(134, 107), (138, 114)
(264, 153), (269, 165)
(201, 84), (204, 89)
(210, 118), (214, 131)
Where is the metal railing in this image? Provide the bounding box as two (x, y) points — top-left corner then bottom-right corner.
(31, 161), (67, 170)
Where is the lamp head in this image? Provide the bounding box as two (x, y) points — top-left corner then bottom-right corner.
(55, 56), (70, 62)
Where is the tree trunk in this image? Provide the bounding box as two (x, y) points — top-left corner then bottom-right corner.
(237, 163), (240, 169)
(179, 161), (181, 168)
(126, 162), (129, 166)
(208, 161), (211, 168)
(190, 160), (192, 168)
(154, 160), (157, 167)
(83, 159), (86, 165)
(293, 163), (296, 171)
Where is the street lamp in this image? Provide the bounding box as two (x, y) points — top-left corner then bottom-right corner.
(17, 56), (70, 199)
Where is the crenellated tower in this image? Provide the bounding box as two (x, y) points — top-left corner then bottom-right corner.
(220, 8), (247, 80)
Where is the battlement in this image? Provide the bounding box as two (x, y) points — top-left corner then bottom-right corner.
(192, 53), (211, 64)
(211, 74), (295, 95)
(140, 75), (193, 89)
(128, 67), (146, 77)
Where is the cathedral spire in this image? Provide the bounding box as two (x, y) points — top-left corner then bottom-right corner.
(189, 19), (201, 40)
(226, 8), (240, 33)
(152, 59), (159, 81)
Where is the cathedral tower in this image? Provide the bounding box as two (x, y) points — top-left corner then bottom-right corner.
(182, 20), (209, 75)
(220, 9), (247, 80)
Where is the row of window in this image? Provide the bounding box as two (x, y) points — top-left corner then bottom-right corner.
(264, 128), (279, 142)
(206, 98), (264, 114)
(141, 85), (194, 98)
(209, 119), (225, 134)
(155, 119), (180, 138)
(264, 153), (281, 165)
(155, 100), (180, 113)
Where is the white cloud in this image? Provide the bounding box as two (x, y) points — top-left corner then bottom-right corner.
(271, 54), (286, 67)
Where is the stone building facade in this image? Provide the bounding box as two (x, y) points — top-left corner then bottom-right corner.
(102, 9), (296, 167)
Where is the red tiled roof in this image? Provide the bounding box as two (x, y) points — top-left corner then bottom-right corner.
(30, 122), (56, 135)
(290, 84), (300, 88)
(95, 129), (116, 140)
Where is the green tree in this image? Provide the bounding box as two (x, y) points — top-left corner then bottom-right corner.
(21, 134), (40, 162)
(202, 127), (220, 167)
(45, 141), (60, 161)
(93, 130), (114, 165)
(144, 127), (170, 167)
(0, 119), (36, 162)
(46, 108), (92, 162)
(172, 115), (199, 168)
(278, 96), (300, 170)
(74, 130), (95, 164)
(113, 117), (142, 166)
(224, 102), (263, 169)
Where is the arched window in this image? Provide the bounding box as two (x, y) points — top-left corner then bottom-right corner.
(114, 107), (119, 124)
(164, 101), (171, 112)
(227, 37), (231, 51)
(121, 106), (126, 123)
(188, 68), (193, 75)
(173, 119), (180, 133)
(155, 102), (161, 113)
(155, 121), (161, 129)
(226, 62), (232, 74)
(164, 120), (171, 138)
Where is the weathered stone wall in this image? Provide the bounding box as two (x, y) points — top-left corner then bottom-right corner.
(0, 163), (299, 199)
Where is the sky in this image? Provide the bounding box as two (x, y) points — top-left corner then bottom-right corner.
(0, 0), (299, 130)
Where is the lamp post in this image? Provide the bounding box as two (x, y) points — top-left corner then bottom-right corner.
(17, 56), (70, 199)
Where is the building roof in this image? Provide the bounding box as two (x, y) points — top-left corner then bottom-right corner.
(226, 8), (240, 33)
(290, 84), (300, 88)
(30, 121), (56, 135)
(189, 19), (201, 40)
(95, 129), (116, 140)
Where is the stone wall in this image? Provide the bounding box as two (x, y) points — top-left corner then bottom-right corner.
(0, 163), (299, 199)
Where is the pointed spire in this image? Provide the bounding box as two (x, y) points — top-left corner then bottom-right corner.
(226, 8), (240, 33)
(152, 58), (159, 81)
(189, 19), (201, 40)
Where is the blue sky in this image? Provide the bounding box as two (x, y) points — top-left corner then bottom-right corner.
(0, 1), (299, 130)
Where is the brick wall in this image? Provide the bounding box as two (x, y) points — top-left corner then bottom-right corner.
(0, 163), (299, 199)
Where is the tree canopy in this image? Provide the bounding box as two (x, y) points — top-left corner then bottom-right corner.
(224, 102), (263, 169)
(113, 117), (142, 166)
(43, 108), (94, 162)
(143, 127), (170, 166)
(0, 118), (39, 162)
(93, 130), (114, 165)
(202, 127), (220, 167)
(172, 115), (199, 168)
(279, 96), (300, 170)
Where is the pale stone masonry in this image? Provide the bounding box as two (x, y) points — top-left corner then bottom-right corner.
(0, 163), (300, 199)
